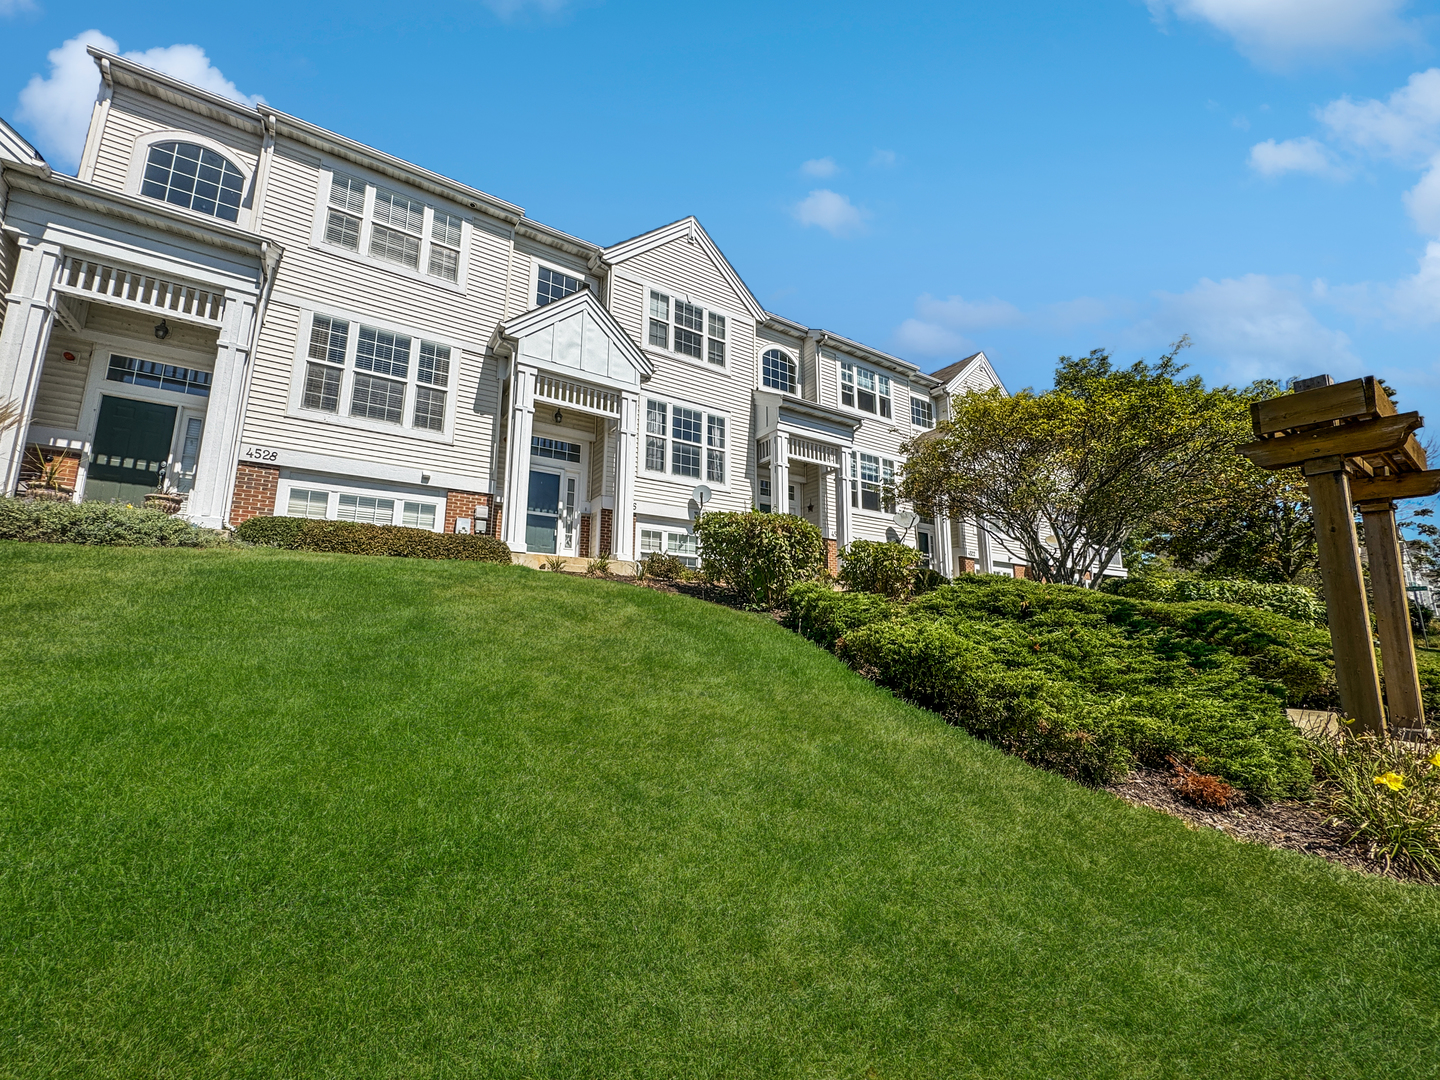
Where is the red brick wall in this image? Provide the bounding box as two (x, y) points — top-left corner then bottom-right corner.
(1013, 565), (1028, 580)
(958, 557), (977, 574)
(490, 503), (502, 540)
(599, 508), (613, 556)
(579, 513), (592, 557)
(20, 447), (81, 491)
(824, 538), (838, 574)
(228, 463), (279, 527)
(443, 490), (491, 534)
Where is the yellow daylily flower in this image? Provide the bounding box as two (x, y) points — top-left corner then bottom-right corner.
(1429, 751), (1440, 769)
(1374, 772), (1406, 791)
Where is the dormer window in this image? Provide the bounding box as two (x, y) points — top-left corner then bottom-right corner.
(762, 349), (797, 393)
(141, 141), (244, 222)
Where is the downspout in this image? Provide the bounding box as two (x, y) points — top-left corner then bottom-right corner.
(501, 228), (516, 320)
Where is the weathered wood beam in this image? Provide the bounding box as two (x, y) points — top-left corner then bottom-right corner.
(1251, 375), (1395, 438)
(1306, 463), (1387, 736)
(1239, 412), (1422, 470)
(1357, 500), (1426, 731)
(1349, 469), (1440, 501)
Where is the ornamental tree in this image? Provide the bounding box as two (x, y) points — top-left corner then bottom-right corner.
(900, 340), (1251, 588)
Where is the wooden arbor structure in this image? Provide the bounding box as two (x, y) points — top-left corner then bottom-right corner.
(1240, 375), (1440, 736)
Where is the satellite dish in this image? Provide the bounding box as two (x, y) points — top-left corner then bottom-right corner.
(691, 485), (712, 506)
(892, 510), (920, 532)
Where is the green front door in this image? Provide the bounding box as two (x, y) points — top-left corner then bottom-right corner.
(85, 396), (178, 505)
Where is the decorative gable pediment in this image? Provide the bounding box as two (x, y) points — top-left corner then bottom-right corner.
(501, 287), (652, 388)
(603, 216), (766, 321)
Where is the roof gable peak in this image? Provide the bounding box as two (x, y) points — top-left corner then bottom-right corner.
(603, 217), (765, 321)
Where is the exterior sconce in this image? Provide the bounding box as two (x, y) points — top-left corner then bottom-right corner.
(553, 409), (564, 424)
(154, 319), (170, 340)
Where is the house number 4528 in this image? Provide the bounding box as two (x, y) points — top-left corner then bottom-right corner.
(242, 445), (279, 463)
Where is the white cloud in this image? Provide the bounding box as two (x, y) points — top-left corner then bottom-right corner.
(16, 31), (263, 171)
(915, 293), (1024, 331)
(792, 189), (866, 236)
(1, 0), (38, 15)
(1137, 274), (1357, 381)
(869, 149), (897, 167)
(894, 319), (975, 357)
(1147, 0), (1419, 64)
(800, 157), (838, 178)
(1248, 136), (1342, 177)
(1403, 156), (1440, 234)
(1317, 68), (1440, 162)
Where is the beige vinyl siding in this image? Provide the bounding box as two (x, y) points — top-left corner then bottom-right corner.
(90, 86), (262, 195)
(30, 335), (94, 430)
(0, 231), (16, 336)
(84, 304), (221, 364)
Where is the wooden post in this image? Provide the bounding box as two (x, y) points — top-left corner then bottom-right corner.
(1304, 458), (1387, 736)
(1358, 498), (1426, 731)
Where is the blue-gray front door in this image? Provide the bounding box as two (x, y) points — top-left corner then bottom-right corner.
(526, 469), (561, 554)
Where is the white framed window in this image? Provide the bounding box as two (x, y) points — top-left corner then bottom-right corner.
(840, 361), (892, 418)
(140, 141), (246, 222)
(850, 452), (897, 512)
(762, 348), (797, 393)
(338, 493), (395, 524)
(643, 397), (728, 484)
(294, 310), (456, 438)
(911, 396), (935, 429)
(401, 501), (436, 529)
(318, 170), (468, 286)
(287, 488), (329, 518)
(279, 479), (443, 531)
(645, 288), (728, 368)
(537, 266), (582, 306)
(640, 526), (700, 567)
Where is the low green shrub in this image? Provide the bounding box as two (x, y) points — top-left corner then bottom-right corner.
(789, 574), (1319, 797)
(1309, 733), (1440, 880)
(233, 515), (306, 548)
(838, 539), (925, 599)
(638, 551), (688, 582)
(696, 511), (825, 608)
(233, 515), (512, 563)
(0, 496), (219, 547)
(1117, 575), (1327, 626)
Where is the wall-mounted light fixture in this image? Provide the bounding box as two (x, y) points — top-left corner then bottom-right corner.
(553, 409), (564, 424)
(153, 319), (170, 340)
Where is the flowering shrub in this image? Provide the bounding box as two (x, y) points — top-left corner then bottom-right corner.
(1309, 733), (1440, 880)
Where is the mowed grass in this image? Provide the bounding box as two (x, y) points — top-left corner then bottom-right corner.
(1, 543), (1438, 1080)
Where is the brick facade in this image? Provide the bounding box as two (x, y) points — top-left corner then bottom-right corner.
(958, 557), (976, 574)
(228, 463), (280, 527)
(1012, 565), (1028, 579)
(443, 490), (491, 535)
(599, 507), (613, 556)
(579, 513), (592, 557)
(19, 446), (82, 492)
(824, 537), (838, 574)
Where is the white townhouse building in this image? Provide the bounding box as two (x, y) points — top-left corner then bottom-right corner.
(0, 48), (1048, 578)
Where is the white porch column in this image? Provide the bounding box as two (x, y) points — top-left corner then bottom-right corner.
(934, 513), (953, 576)
(771, 431), (789, 516)
(0, 241), (62, 495)
(835, 465), (851, 549)
(612, 392), (638, 560)
(818, 465), (835, 540)
(501, 363), (537, 552)
(976, 518), (994, 574)
(187, 290), (257, 528)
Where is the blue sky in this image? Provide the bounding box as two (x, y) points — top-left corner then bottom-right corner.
(6, 0), (1440, 420)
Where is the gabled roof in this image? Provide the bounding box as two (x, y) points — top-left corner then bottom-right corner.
(501, 286), (654, 382)
(603, 217), (767, 322)
(0, 116), (43, 165)
(931, 350), (1007, 396)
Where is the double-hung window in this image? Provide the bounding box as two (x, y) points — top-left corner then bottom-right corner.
(322, 172), (466, 285)
(762, 349), (797, 393)
(640, 527), (700, 567)
(644, 397), (727, 483)
(840, 362), (892, 417)
(646, 289), (727, 367)
(537, 266), (581, 306)
(299, 312), (452, 435)
(911, 396), (935, 429)
(850, 452), (897, 512)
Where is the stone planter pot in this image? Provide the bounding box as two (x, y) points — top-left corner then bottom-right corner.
(143, 493), (184, 515)
(22, 486), (74, 503)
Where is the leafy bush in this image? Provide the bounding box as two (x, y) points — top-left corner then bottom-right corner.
(0, 496), (219, 547)
(638, 551), (688, 582)
(233, 515), (306, 548)
(696, 511), (825, 608)
(234, 515), (512, 563)
(788, 574), (1320, 797)
(1117, 575), (1327, 626)
(1309, 733), (1440, 880)
(838, 539), (926, 599)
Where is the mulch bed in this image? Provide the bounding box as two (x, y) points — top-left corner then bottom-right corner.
(1106, 766), (1428, 883)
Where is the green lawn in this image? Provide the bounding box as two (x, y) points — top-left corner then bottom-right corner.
(1, 543), (1438, 1079)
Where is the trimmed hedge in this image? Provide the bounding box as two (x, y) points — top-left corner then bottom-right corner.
(1115, 575), (1327, 626)
(0, 496), (220, 547)
(235, 515), (512, 563)
(837, 539), (927, 599)
(695, 511), (825, 608)
(786, 575), (1325, 797)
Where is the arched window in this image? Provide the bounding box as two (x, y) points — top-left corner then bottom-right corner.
(141, 141), (245, 222)
(762, 349), (796, 393)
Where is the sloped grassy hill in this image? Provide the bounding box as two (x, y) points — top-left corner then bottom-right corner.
(1, 542), (1438, 1080)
